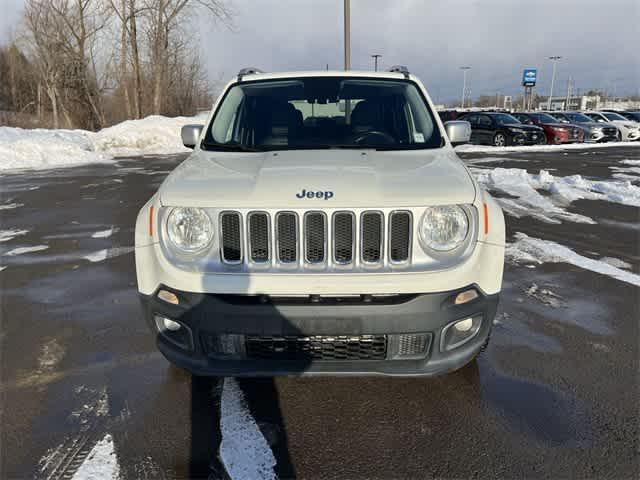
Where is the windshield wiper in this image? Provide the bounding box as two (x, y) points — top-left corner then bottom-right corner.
(201, 142), (262, 152)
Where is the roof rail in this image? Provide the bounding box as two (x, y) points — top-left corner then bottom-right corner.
(388, 65), (410, 78)
(237, 67), (265, 82)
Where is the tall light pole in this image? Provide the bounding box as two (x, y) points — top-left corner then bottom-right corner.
(547, 56), (562, 110)
(344, 0), (351, 70)
(371, 54), (382, 72)
(460, 66), (471, 108)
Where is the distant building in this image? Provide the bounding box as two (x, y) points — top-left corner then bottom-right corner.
(537, 95), (640, 111)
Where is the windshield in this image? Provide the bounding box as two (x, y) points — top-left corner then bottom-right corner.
(493, 113), (521, 125)
(565, 113), (593, 123)
(203, 77), (442, 151)
(531, 113), (561, 123)
(603, 112), (627, 121)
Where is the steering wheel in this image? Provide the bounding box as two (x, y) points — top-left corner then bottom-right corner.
(354, 130), (396, 145)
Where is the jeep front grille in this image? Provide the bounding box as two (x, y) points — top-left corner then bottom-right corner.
(219, 209), (413, 267)
(245, 334), (387, 360)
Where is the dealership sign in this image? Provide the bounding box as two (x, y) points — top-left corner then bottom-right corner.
(522, 68), (537, 87)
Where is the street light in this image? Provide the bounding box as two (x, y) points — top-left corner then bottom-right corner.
(344, 0), (350, 70)
(371, 54), (382, 72)
(547, 56), (562, 110)
(460, 67), (471, 108)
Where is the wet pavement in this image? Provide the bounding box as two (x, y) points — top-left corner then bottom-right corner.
(1, 147), (639, 479)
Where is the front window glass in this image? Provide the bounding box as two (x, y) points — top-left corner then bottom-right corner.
(603, 112), (627, 121)
(531, 113), (560, 123)
(493, 114), (521, 125)
(204, 77), (442, 151)
(566, 113), (593, 123)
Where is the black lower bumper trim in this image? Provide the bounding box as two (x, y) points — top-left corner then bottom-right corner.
(140, 285), (499, 376)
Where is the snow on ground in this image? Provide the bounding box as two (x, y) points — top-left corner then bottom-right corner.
(0, 203), (25, 210)
(621, 159), (640, 166)
(3, 245), (49, 256)
(0, 229), (29, 243)
(473, 167), (640, 223)
(220, 378), (277, 480)
(0, 114), (207, 172)
(83, 247), (134, 263)
(456, 141), (640, 154)
(91, 227), (116, 239)
(506, 232), (640, 287)
(70, 434), (120, 480)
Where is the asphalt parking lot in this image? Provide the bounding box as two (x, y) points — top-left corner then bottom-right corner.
(1, 146), (639, 479)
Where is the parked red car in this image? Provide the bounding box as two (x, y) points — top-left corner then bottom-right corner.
(513, 112), (584, 144)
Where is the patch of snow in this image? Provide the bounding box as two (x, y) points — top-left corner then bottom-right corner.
(3, 245), (49, 256)
(38, 338), (65, 372)
(93, 114), (206, 156)
(507, 233), (640, 287)
(456, 141), (640, 154)
(83, 246), (134, 263)
(0, 203), (24, 210)
(0, 266), (6, 272)
(71, 434), (120, 480)
(0, 229), (29, 243)
(474, 168), (640, 226)
(621, 159), (640, 166)
(599, 257), (632, 270)
(91, 227), (116, 239)
(0, 127), (110, 172)
(0, 113), (206, 172)
(220, 378), (277, 480)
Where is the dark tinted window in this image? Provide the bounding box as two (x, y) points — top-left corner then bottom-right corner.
(478, 115), (492, 127)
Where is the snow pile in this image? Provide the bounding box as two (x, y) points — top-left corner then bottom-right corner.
(220, 378), (277, 480)
(507, 232), (640, 287)
(0, 127), (109, 171)
(70, 434), (120, 480)
(0, 113), (208, 172)
(474, 167), (640, 223)
(93, 115), (201, 156)
(457, 141), (640, 154)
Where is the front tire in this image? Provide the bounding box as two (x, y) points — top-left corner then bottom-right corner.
(493, 132), (507, 147)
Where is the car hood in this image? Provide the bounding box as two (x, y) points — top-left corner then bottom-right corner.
(159, 148), (476, 208)
(575, 122), (611, 129)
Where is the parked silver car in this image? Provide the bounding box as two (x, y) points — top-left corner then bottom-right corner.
(547, 112), (619, 143)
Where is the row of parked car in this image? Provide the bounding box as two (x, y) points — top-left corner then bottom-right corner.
(438, 109), (640, 147)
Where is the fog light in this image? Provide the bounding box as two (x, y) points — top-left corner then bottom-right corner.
(157, 289), (179, 305)
(162, 318), (181, 331)
(440, 316), (482, 352)
(454, 289), (479, 305)
(453, 318), (473, 332)
(154, 315), (193, 351)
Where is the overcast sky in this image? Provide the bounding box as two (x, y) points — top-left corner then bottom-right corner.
(3, 0), (638, 103)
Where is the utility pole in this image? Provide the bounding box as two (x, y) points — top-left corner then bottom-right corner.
(344, 0), (350, 70)
(371, 54), (382, 72)
(460, 66), (471, 109)
(565, 75), (572, 111)
(547, 56), (562, 110)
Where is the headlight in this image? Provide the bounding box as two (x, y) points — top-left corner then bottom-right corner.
(419, 205), (469, 252)
(508, 128), (524, 133)
(623, 124), (635, 129)
(166, 207), (214, 253)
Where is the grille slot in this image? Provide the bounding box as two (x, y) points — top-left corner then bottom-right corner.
(276, 212), (298, 263)
(361, 212), (383, 263)
(333, 212), (355, 264)
(245, 335), (387, 360)
(389, 211), (411, 262)
(220, 212), (242, 263)
(248, 213), (270, 263)
(304, 212), (326, 263)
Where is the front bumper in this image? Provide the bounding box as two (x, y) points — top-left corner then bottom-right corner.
(140, 285), (499, 376)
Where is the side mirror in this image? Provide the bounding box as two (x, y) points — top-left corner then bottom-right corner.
(181, 124), (204, 149)
(444, 120), (471, 147)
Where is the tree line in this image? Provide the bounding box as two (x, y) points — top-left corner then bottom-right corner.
(0, 0), (232, 130)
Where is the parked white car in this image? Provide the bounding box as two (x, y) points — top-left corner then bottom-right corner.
(135, 67), (505, 376)
(584, 111), (640, 141)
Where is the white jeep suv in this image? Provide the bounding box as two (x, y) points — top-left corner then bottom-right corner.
(135, 67), (505, 376)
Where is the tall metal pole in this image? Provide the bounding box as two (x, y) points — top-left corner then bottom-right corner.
(371, 54), (382, 72)
(460, 66), (471, 109)
(547, 56), (561, 110)
(344, 0), (350, 70)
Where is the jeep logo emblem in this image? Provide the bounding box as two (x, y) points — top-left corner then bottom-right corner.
(295, 189), (334, 200)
